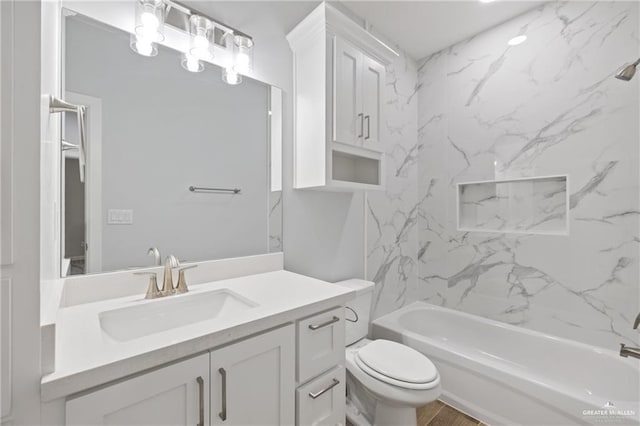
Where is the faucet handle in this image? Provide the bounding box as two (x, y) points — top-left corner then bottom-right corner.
(165, 254), (180, 268)
(147, 247), (161, 266)
(134, 271), (162, 299)
(633, 312), (640, 330)
(175, 265), (198, 294)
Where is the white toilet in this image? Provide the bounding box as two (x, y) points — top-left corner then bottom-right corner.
(335, 279), (441, 426)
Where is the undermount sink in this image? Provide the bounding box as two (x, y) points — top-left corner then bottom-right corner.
(99, 289), (258, 341)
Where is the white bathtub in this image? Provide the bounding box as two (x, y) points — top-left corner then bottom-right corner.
(372, 302), (640, 426)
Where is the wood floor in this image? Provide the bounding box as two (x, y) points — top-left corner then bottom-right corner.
(346, 400), (485, 426)
(417, 401), (485, 426)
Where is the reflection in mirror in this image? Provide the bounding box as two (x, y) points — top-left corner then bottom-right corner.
(61, 12), (282, 276)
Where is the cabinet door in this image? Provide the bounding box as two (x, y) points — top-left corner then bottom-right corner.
(333, 36), (363, 147)
(66, 354), (209, 426)
(297, 367), (346, 426)
(362, 56), (385, 152)
(211, 325), (295, 426)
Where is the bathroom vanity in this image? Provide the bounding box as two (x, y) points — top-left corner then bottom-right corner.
(41, 254), (353, 425)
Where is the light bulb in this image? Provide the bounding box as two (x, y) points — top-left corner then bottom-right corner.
(235, 52), (250, 72)
(194, 35), (209, 50)
(182, 53), (204, 72)
(130, 33), (157, 57)
(141, 12), (159, 31)
(222, 67), (242, 85)
(190, 35), (211, 59)
(135, 36), (154, 56)
(136, 40), (153, 56)
(186, 58), (199, 72)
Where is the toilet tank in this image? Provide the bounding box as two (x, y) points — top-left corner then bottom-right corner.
(334, 279), (374, 345)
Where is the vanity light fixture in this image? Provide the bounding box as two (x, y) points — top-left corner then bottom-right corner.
(507, 35), (527, 46)
(189, 15), (214, 60)
(232, 34), (254, 74)
(128, 0), (255, 83)
(131, 0), (165, 57)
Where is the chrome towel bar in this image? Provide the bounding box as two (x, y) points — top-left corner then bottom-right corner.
(189, 186), (241, 194)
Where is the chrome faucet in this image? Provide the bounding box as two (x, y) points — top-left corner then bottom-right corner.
(618, 312), (640, 359)
(161, 255), (180, 296)
(147, 247), (162, 266)
(620, 344), (640, 359)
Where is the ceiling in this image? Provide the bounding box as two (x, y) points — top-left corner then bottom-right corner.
(338, 1), (546, 60)
(192, 1), (546, 62)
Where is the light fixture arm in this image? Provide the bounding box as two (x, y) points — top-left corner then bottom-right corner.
(161, 0), (253, 48)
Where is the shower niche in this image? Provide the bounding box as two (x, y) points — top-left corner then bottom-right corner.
(457, 175), (569, 235)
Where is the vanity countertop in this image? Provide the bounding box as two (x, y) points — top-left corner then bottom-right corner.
(41, 270), (355, 401)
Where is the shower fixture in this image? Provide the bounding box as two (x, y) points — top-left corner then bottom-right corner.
(614, 58), (640, 81)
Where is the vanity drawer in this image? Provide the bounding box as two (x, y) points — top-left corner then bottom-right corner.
(297, 307), (345, 383)
(296, 366), (346, 426)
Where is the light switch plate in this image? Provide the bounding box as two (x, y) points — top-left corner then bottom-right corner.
(107, 209), (134, 225)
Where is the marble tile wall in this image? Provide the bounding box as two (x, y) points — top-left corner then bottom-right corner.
(416, 1), (640, 349)
(367, 46), (421, 319)
(269, 190), (283, 252)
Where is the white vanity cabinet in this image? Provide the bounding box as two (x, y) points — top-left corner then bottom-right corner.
(287, 3), (396, 191)
(210, 325), (295, 425)
(64, 326), (295, 426)
(66, 354), (209, 426)
(61, 319), (347, 426)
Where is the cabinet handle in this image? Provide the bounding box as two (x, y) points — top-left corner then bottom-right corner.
(364, 115), (371, 140)
(309, 378), (340, 399)
(196, 376), (205, 426)
(308, 316), (340, 331)
(358, 113), (364, 138)
(218, 368), (227, 421)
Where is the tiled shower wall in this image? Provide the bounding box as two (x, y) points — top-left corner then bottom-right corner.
(415, 1), (640, 349)
(367, 46), (421, 319)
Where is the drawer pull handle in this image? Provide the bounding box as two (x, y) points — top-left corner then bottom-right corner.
(308, 316), (340, 331)
(358, 113), (364, 138)
(219, 368), (227, 421)
(196, 376), (205, 426)
(309, 378), (340, 399)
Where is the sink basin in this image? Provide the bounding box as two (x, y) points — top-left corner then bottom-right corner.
(99, 289), (258, 341)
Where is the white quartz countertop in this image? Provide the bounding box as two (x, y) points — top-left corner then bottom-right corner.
(41, 270), (355, 401)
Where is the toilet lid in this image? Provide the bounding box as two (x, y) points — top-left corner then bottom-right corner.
(356, 340), (438, 384)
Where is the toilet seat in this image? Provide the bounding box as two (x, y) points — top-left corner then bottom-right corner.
(354, 340), (439, 390)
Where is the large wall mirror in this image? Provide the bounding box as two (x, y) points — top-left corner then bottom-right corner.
(61, 11), (282, 276)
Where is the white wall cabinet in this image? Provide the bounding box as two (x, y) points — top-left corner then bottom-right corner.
(210, 325), (295, 425)
(287, 3), (397, 191)
(66, 354), (209, 426)
(333, 39), (384, 153)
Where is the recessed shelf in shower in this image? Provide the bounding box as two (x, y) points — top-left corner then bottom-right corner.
(457, 175), (569, 235)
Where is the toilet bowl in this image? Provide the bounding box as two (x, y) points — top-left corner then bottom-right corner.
(335, 279), (441, 426)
